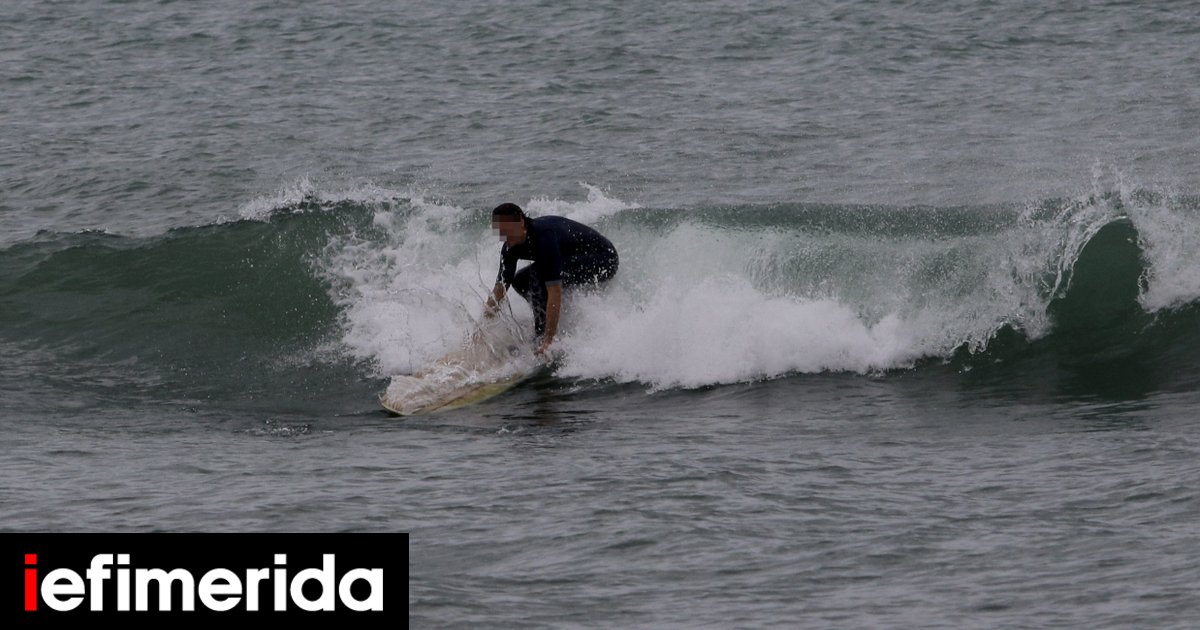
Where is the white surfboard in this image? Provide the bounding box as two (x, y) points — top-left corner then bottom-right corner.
(379, 320), (541, 416)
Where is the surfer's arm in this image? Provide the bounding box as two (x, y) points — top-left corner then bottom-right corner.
(484, 282), (507, 316)
(536, 283), (562, 355)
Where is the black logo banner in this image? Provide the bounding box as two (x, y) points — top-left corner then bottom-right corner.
(1, 533), (408, 628)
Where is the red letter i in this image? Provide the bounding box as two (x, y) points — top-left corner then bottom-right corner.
(24, 554), (37, 611)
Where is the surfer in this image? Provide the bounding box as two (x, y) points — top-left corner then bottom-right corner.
(483, 202), (619, 357)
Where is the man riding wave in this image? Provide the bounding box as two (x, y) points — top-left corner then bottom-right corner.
(483, 203), (619, 357)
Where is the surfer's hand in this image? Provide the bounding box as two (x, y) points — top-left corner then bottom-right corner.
(534, 340), (552, 360)
(483, 300), (497, 318)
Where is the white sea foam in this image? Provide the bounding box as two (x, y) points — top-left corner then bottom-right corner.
(524, 183), (642, 225)
(236, 175), (410, 221)
(321, 184), (644, 377)
(552, 220), (1055, 388)
(556, 277), (928, 388)
(1129, 192), (1200, 312)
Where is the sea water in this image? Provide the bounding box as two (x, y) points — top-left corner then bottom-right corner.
(4, 1), (1200, 627)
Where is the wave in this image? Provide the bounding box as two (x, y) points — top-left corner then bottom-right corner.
(318, 183), (1200, 390)
(0, 202), (382, 410)
(4, 182), (1200, 399)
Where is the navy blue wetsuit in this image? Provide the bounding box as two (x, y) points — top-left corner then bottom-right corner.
(497, 215), (619, 336)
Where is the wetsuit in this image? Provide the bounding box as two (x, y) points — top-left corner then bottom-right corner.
(497, 215), (619, 336)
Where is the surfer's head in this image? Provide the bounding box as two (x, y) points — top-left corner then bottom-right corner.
(491, 203), (527, 245)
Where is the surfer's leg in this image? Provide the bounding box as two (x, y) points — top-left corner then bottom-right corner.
(510, 265), (531, 299)
(511, 265), (548, 336)
(560, 248), (619, 287)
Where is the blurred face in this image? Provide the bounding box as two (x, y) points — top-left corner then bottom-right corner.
(491, 217), (526, 246)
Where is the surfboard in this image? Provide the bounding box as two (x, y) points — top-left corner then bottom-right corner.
(379, 320), (541, 416)
(380, 368), (534, 416)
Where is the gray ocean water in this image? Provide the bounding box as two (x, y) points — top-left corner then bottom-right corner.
(4, 0), (1200, 627)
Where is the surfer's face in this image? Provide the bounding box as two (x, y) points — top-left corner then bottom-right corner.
(492, 218), (526, 245)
